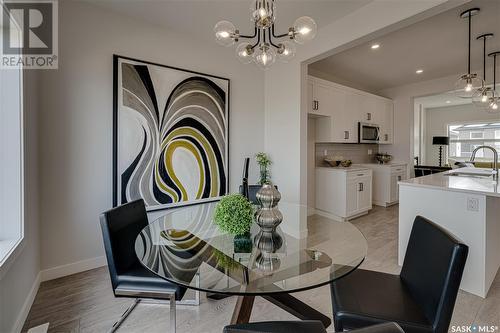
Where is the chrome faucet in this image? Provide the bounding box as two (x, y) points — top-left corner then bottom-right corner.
(470, 145), (499, 181)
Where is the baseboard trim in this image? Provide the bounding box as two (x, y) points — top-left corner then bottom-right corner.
(307, 207), (316, 216)
(12, 271), (41, 333)
(40, 256), (106, 282)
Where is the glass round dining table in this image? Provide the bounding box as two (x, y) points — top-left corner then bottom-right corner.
(135, 199), (367, 327)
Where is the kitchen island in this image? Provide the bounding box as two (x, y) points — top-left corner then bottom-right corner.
(398, 171), (500, 298)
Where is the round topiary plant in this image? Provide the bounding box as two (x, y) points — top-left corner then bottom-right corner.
(214, 194), (254, 235)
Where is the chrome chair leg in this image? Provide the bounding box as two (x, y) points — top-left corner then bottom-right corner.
(170, 295), (176, 333)
(109, 298), (140, 333)
(108, 291), (179, 333)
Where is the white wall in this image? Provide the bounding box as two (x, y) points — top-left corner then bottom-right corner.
(424, 104), (500, 165)
(38, 1), (264, 272)
(0, 70), (40, 333)
(378, 73), (462, 167)
(264, 0), (457, 205)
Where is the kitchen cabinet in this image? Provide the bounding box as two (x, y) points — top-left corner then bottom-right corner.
(359, 163), (407, 207)
(307, 76), (393, 144)
(315, 167), (373, 221)
(308, 78), (334, 117)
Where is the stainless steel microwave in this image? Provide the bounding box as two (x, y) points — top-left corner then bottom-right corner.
(358, 122), (380, 143)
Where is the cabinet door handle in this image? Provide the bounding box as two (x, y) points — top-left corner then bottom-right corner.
(344, 131), (349, 140)
(367, 113), (371, 121)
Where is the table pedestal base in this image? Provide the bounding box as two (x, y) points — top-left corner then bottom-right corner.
(229, 294), (331, 328)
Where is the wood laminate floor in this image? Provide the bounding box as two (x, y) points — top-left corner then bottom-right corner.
(22, 205), (500, 333)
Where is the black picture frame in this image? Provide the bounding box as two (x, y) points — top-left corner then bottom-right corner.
(112, 55), (230, 210)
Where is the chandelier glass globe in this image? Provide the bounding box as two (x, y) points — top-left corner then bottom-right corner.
(254, 44), (276, 70)
(236, 43), (254, 64)
(292, 16), (317, 44)
(214, 21), (236, 47)
(250, 0), (275, 28)
(277, 41), (296, 63)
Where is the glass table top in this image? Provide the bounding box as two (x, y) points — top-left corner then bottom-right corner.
(135, 200), (367, 295)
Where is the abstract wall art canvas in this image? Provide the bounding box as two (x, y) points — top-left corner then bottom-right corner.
(113, 55), (229, 210)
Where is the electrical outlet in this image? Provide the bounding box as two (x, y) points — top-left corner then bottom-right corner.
(367, 149), (373, 155)
(467, 197), (479, 212)
(323, 150), (328, 156)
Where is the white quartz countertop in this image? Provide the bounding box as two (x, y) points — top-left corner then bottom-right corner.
(316, 166), (370, 172)
(357, 162), (407, 168)
(399, 171), (500, 198)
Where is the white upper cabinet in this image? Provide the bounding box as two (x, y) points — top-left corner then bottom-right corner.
(308, 78), (335, 117)
(307, 76), (393, 144)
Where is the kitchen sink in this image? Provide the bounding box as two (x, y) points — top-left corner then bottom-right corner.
(443, 167), (497, 179)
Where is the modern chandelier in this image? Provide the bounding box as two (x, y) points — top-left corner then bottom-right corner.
(214, 0), (317, 69)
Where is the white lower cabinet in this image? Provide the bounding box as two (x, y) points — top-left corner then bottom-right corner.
(359, 164), (407, 207)
(315, 168), (372, 221)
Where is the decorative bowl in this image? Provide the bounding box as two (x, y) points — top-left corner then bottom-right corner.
(375, 153), (393, 164)
(340, 160), (352, 167)
(324, 159), (341, 167)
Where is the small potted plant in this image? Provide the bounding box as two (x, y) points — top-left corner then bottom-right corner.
(256, 152), (272, 185)
(214, 194), (254, 236)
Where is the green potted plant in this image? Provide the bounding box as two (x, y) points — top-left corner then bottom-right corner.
(214, 194), (254, 236)
(256, 152), (272, 185)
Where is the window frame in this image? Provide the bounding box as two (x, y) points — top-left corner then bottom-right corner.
(447, 121), (500, 161)
(0, 8), (25, 272)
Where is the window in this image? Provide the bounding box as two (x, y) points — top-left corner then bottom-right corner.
(470, 132), (484, 139)
(448, 122), (500, 160)
(0, 22), (24, 266)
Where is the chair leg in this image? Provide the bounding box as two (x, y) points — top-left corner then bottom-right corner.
(109, 298), (140, 333)
(170, 295), (176, 333)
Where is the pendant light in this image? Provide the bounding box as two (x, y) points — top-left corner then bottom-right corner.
(472, 33), (494, 109)
(454, 8), (483, 98)
(486, 51), (500, 113)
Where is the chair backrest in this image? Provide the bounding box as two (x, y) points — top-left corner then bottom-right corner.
(99, 199), (149, 290)
(400, 216), (468, 333)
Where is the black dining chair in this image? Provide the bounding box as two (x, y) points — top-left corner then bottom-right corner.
(223, 321), (404, 333)
(330, 216), (468, 333)
(100, 199), (198, 333)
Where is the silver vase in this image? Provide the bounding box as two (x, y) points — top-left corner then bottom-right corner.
(255, 183), (283, 232)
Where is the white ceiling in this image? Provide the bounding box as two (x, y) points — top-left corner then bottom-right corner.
(309, 0), (500, 92)
(86, 0), (371, 44)
(415, 93), (472, 109)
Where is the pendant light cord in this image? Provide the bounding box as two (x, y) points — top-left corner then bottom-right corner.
(468, 14), (472, 74)
(483, 37), (486, 81)
(494, 54), (497, 93)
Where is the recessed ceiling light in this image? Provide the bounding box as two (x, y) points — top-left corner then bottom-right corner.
(446, 100), (451, 104)
(416, 69), (424, 74)
(371, 44), (380, 50)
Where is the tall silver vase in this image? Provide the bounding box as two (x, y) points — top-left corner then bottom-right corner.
(254, 183), (283, 232)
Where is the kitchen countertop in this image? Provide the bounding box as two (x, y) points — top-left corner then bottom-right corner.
(399, 171), (500, 198)
(316, 166), (370, 172)
(357, 162), (407, 168)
